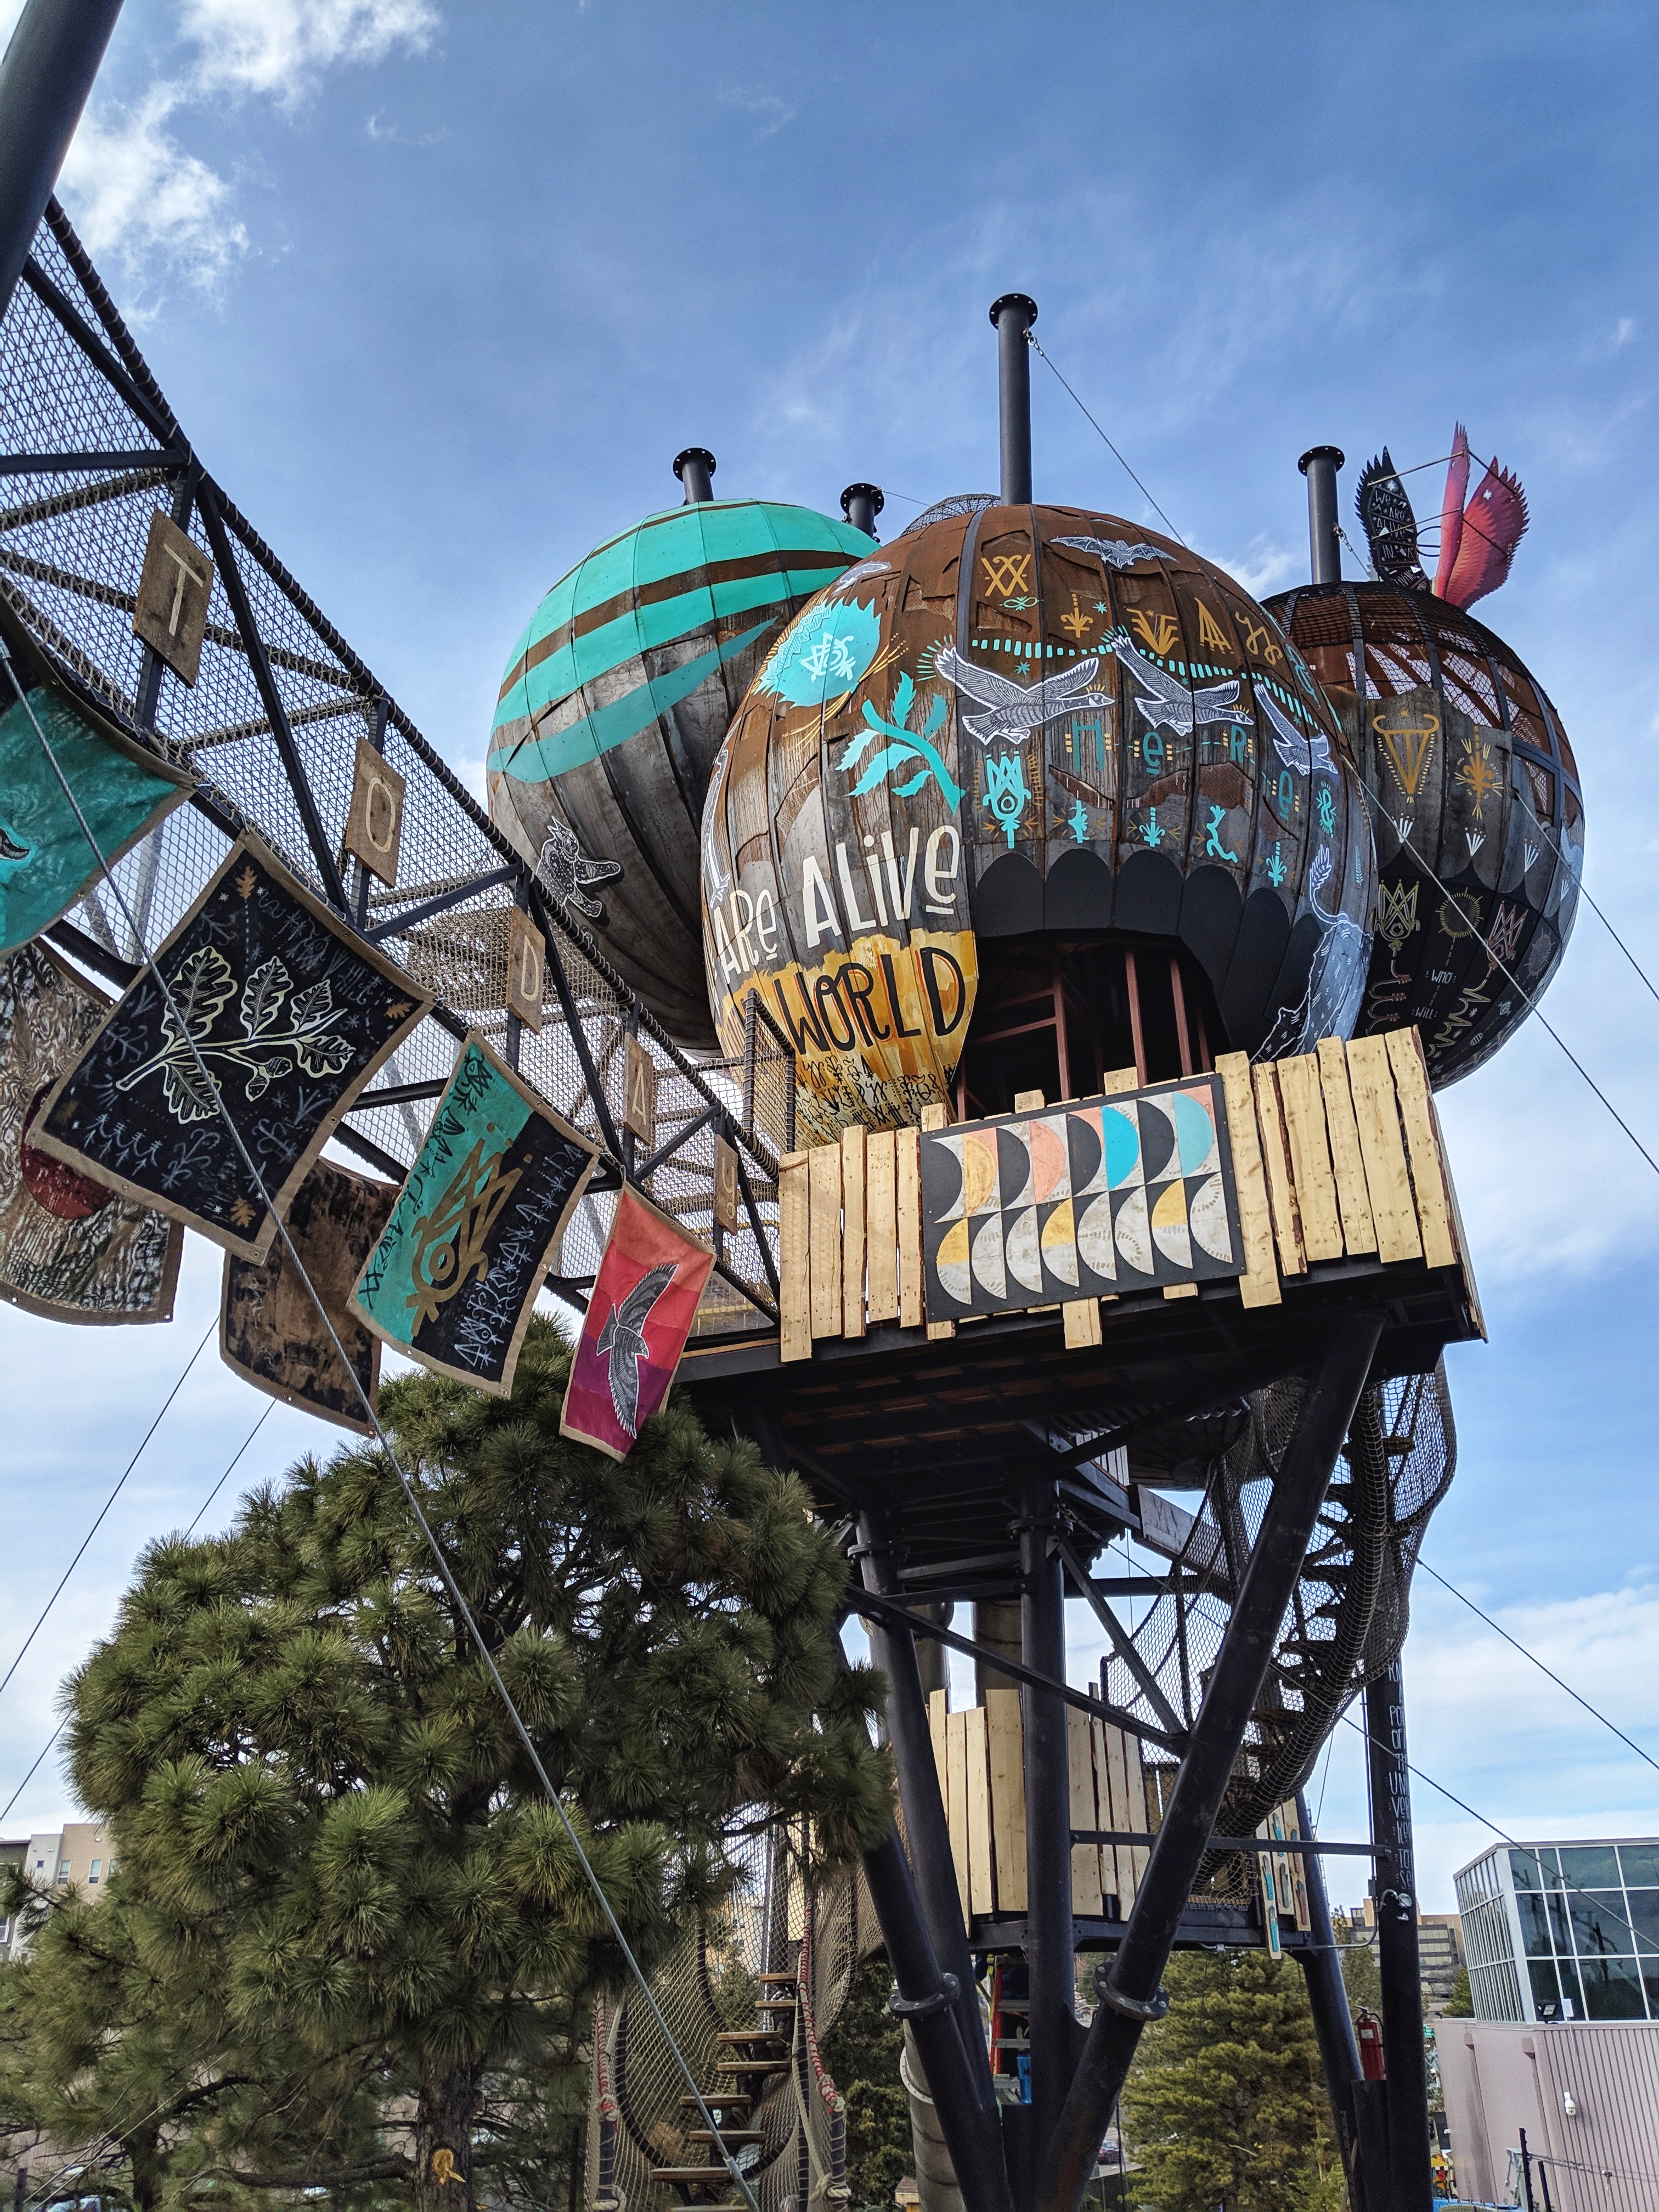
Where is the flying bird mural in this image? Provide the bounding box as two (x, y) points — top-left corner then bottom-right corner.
(1107, 628), (1242, 735)
(597, 1260), (677, 1438)
(933, 644), (1115, 747)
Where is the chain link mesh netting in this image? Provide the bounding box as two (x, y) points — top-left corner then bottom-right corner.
(589, 1827), (878, 2212)
(0, 201), (794, 1328)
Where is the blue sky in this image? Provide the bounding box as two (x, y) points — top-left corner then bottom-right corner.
(3, 0), (1659, 1910)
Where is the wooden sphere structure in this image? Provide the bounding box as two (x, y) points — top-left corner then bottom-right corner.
(1265, 580), (1583, 1085)
(702, 503), (1375, 1142)
(488, 489), (875, 1048)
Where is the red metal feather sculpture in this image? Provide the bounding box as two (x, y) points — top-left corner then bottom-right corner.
(1433, 421), (1529, 608)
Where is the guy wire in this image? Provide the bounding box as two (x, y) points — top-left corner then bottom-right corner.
(0, 640), (763, 2212)
(1382, 814), (1659, 1182)
(1026, 330), (1187, 545)
(2, 1402), (274, 1825)
(0, 1314), (216, 1701)
(1415, 1556), (1659, 1781)
(1339, 1708), (1659, 1965)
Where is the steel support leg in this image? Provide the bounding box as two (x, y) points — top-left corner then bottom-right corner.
(1365, 1658), (1432, 2212)
(1295, 1787), (1368, 2212)
(1035, 1313), (1384, 2212)
(858, 1517), (1003, 2136)
(858, 1821), (1014, 2212)
(1020, 1479), (1077, 2172)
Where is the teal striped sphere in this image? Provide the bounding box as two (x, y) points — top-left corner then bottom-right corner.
(489, 498), (874, 1045)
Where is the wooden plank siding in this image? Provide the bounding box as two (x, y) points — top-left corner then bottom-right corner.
(776, 1028), (1471, 1360)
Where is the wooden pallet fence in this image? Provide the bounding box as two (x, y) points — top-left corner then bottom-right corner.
(778, 1026), (1476, 1361)
(927, 1691), (1150, 1922)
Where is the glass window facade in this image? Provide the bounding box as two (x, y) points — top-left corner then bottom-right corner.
(1455, 1841), (1659, 2023)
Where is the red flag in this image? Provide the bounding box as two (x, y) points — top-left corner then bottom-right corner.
(560, 1187), (713, 1460)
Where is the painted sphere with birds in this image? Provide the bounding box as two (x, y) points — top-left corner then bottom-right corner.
(701, 498), (1376, 1143)
(488, 489), (876, 1048)
(1265, 579), (1582, 1086)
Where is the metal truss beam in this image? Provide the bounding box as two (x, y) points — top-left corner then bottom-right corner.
(1036, 1313), (1384, 2212)
(850, 1585), (1181, 1754)
(363, 865), (520, 943)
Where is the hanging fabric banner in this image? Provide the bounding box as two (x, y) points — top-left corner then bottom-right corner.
(561, 1186), (714, 1460)
(352, 1033), (597, 1396)
(31, 834), (432, 1260)
(0, 680), (192, 956)
(221, 1158), (399, 1433)
(0, 941), (181, 1324)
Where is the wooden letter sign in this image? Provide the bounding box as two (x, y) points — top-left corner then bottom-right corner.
(506, 909), (546, 1032)
(343, 736), (405, 887)
(133, 510), (213, 686)
(713, 1135), (740, 1233)
(622, 1034), (657, 1148)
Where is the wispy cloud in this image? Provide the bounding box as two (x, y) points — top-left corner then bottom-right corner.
(366, 108), (446, 146)
(59, 83), (249, 295)
(49, 0), (439, 298)
(716, 84), (796, 139)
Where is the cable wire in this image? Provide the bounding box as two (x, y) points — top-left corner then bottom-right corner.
(1415, 1555), (1659, 1781)
(0, 640), (761, 2212)
(1385, 818), (1659, 1183)
(0, 1316), (216, 1701)
(1026, 331), (1187, 544)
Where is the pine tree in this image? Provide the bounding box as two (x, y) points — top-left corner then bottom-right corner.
(1334, 1911), (1385, 2020)
(0, 1318), (891, 2211)
(1441, 1965), (1474, 2017)
(1120, 1948), (1345, 2212)
(819, 1950), (911, 2212)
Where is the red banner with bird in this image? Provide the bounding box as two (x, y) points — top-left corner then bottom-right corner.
(560, 1186), (713, 1460)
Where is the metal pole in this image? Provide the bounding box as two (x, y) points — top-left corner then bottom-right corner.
(0, 0), (125, 320)
(990, 294), (1037, 505)
(1035, 1313), (1385, 2212)
(673, 447), (716, 503)
(1365, 1656), (1433, 2212)
(1299, 445), (1345, 586)
(840, 482), (884, 539)
(1294, 1787), (1368, 2212)
(1019, 1477), (1076, 2172)
(857, 1516), (1002, 2130)
(857, 1820), (1014, 2212)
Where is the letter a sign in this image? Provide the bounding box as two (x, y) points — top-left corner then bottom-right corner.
(623, 1034), (658, 1148)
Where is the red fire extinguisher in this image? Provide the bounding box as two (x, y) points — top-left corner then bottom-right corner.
(1357, 2007), (1386, 2082)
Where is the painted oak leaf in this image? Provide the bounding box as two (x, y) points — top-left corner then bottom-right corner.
(168, 945), (236, 1042)
(240, 956), (289, 1040)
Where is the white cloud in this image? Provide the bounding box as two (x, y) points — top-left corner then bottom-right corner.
(49, 0), (439, 293)
(179, 0), (438, 109)
(1219, 532), (1300, 599)
(1613, 316), (1637, 349)
(716, 84), (796, 139)
(58, 82), (249, 296)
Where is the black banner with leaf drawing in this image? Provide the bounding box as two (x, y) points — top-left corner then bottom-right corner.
(32, 836), (432, 1260)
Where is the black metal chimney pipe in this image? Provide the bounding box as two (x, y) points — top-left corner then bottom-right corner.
(0, 0), (126, 321)
(840, 482), (884, 539)
(1299, 445), (1345, 585)
(673, 447), (716, 504)
(1364, 1657), (1434, 2212)
(990, 294), (1037, 504)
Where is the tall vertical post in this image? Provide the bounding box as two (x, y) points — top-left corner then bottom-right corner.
(1294, 1788), (1368, 2211)
(857, 1516), (1002, 2132)
(0, 0), (126, 319)
(1299, 445), (1345, 586)
(990, 295), (1037, 505)
(1365, 1657), (1433, 2212)
(1035, 1314), (1384, 2212)
(1019, 1478), (1076, 2177)
(673, 447), (716, 503)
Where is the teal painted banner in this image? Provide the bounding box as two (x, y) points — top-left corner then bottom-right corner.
(0, 686), (190, 956)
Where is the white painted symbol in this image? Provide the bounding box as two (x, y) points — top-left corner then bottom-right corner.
(1523, 838), (1541, 870)
(162, 543), (207, 637)
(799, 631), (862, 685)
(1392, 815), (1413, 845)
(1466, 829), (1485, 856)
